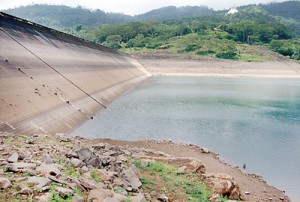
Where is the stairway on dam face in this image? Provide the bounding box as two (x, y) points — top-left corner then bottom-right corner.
(0, 12), (150, 134)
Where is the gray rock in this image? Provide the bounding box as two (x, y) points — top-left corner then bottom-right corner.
(72, 193), (84, 202)
(55, 133), (71, 142)
(157, 194), (169, 202)
(71, 158), (84, 168)
(79, 178), (103, 190)
(27, 176), (51, 188)
(88, 188), (113, 201)
(47, 175), (66, 184)
(112, 193), (128, 201)
(8, 162), (36, 171)
(42, 153), (54, 164)
(0, 177), (12, 189)
(76, 148), (93, 161)
(15, 177), (28, 182)
(121, 165), (142, 191)
(202, 148), (210, 154)
(7, 151), (19, 163)
(34, 193), (53, 202)
(20, 187), (33, 195)
(209, 194), (221, 202)
(36, 164), (61, 176)
(86, 157), (102, 168)
(92, 143), (106, 150)
(131, 193), (146, 202)
(56, 187), (74, 198)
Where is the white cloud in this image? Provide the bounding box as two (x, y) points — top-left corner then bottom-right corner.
(0, 0), (286, 15)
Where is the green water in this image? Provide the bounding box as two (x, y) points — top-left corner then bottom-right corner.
(73, 76), (300, 201)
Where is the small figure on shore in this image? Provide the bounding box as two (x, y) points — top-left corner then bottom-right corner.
(243, 164), (246, 169)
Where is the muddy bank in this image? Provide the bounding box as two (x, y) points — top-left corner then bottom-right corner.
(0, 12), (150, 134)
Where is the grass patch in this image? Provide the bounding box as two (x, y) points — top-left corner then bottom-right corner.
(133, 160), (211, 201)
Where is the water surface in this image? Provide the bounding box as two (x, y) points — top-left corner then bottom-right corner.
(73, 76), (300, 201)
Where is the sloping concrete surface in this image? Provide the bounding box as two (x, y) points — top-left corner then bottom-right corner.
(0, 12), (150, 134)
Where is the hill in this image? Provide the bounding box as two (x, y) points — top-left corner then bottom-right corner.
(2, 4), (133, 29)
(136, 6), (214, 21)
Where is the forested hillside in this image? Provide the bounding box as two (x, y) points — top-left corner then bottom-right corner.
(2, 1), (300, 61)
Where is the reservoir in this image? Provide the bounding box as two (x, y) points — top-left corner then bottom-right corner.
(73, 76), (300, 201)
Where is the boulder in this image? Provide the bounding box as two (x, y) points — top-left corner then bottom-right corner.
(131, 193), (147, 202)
(76, 148), (93, 161)
(34, 193), (53, 202)
(174, 158), (205, 174)
(78, 178), (104, 190)
(0, 177), (12, 189)
(20, 187), (33, 195)
(157, 194), (169, 202)
(7, 151), (19, 163)
(27, 176), (51, 188)
(204, 174), (242, 200)
(72, 193), (84, 202)
(56, 187), (74, 198)
(85, 157), (102, 168)
(36, 164), (61, 176)
(42, 153), (54, 164)
(71, 158), (84, 168)
(88, 188), (113, 202)
(121, 165), (142, 191)
(209, 194), (221, 202)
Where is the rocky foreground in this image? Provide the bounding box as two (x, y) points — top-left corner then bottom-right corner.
(0, 132), (289, 202)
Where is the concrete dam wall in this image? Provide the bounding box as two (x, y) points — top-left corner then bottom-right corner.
(0, 12), (150, 134)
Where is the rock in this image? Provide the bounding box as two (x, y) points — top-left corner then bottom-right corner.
(47, 175), (66, 184)
(204, 174), (242, 200)
(42, 153), (54, 164)
(7, 151), (19, 163)
(157, 194), (169, 201)
(92, 143), (106, 150)
(202, 148), (210, 154)
(20, 187), (33, 195)
(0, 177), (12, 189)
(88, 188), (113, 202)
(209, 194), (221, 202)
(244, 191), (250, 195)
(131, 193), (147, 202)
(15, 177), (28, 182)
(36, 164), (61, 176)
(9, 162), (36, 170)
(72, 193), (84, 202)
(34, 193), (53, 202)
(76, 148), (93, 161)
(56, 187), (74, 198)
(111, 193), (128, 201)
(71, 158), (84, 168)
(85, 156), (102, 168)
(174, 158), (205, 174)
(121, 165), (142, 191)
(27, 176), (51, 188)
(79, 178), (104, 190)
(55, 133), (71, 142)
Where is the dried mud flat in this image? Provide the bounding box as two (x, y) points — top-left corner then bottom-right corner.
(0, 132), (290, 202)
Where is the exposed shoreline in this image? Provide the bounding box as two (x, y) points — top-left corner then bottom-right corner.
(80, 137), (291, 201)
(136, 56), (300, 78)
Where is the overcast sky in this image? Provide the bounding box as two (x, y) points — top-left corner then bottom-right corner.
(0, 0), (286, 15)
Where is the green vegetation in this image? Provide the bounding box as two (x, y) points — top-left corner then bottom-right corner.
(134, 160), (211, 201)
(3, 1), (300, 61)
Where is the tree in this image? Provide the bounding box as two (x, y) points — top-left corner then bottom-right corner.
(103, 35), (122, 49)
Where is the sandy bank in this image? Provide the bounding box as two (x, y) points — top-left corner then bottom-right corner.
(137, 57), (300, 78)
